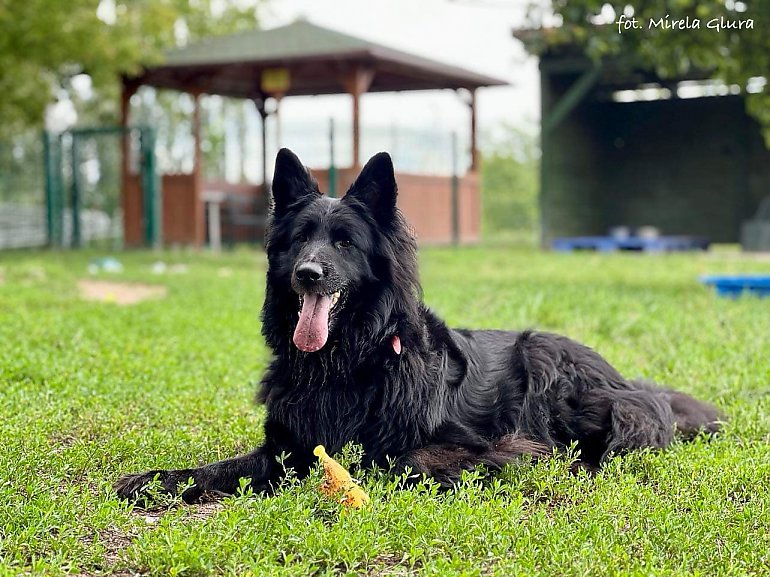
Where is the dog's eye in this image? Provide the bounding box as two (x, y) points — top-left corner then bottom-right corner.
(335, 239), (353, 249)
(295, 232), (309, 243)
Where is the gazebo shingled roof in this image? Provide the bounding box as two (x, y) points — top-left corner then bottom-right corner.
(134, 19), (506, 98)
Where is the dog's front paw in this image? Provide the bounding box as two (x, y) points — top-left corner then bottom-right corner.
(114, 469), (200, 505)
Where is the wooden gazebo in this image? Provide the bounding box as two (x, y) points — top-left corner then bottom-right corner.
(121, 20), (506, 246)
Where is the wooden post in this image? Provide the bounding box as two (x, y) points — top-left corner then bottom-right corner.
(120, 79), (141, 246)
(351, 88), (361, 168)
(340, 67), (374, 168)
(191, 91), (205, 246)
(120, 82), (132, 184)
(273, 95), (283, 149)
(451, 131), (460, 245)
(328, 118), (337, 198)
(468, 88), (478, 172)
(255, 97), (269, 193)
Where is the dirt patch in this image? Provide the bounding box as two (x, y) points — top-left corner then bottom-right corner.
(364, 553), (499, 576)
(127, 496), (226, 525)
(99, 526), (134, 567)
(365, 554), (414, 576)
(75, 526), (135, 577)
(78, 280), (167, 305)
(75, 502), (225, 576)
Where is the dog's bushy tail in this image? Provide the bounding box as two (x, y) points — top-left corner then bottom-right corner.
(666, 389), (725, 439)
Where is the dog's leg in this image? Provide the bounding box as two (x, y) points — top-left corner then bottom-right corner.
(114, 446), (285, 504)
(393, 434), (548, 488)
(115, 420), (305, 505)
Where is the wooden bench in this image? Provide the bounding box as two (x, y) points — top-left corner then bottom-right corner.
(220, 193), (269, 246)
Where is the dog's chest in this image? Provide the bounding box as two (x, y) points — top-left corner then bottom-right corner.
(265, 373), (375, 450)
(263, 362), (424, 458)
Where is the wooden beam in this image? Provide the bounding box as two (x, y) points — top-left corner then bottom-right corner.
(339, 67), (374, 168)
(273, 95), (283, 149)
(191, 91), (205, 246)
(255, 97), (269, 193)
(468, 89), (478, 172)
(119, 84), (131, 196)
(120, 79), (141, 246)
(351, 89), (361, 168)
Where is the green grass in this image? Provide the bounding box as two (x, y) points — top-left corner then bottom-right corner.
(1, 246), (769, 576)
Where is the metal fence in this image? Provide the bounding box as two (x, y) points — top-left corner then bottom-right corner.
(0, 127), (159, 251)
(0, 134), (46, 249)
(50, 128), (125, 249)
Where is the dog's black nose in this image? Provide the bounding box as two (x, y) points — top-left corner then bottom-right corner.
(295, 262), (324, 283)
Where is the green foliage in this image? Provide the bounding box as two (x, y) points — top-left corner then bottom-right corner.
(481, 125), (540, 243)
(527, 0), (770, 144)
(1, 247), (769, 575)
(0, 0), (261, 138)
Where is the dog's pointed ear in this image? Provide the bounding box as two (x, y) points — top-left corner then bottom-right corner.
(344, 152), (397, 223)
(271, 148), (320, 215)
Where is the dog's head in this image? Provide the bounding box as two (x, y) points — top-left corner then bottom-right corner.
(265, 148), (411, 353)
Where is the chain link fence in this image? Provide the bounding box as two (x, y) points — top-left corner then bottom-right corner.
(0, 128), (159, 251)
(0, 134), (46, 249)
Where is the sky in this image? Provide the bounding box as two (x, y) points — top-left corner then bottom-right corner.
(258, 0), (541, 143)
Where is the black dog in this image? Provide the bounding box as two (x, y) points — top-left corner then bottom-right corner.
(116, 149), (722, 502)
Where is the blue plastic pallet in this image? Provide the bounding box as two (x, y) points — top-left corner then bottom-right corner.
(700, 275), (770, 298)
(551, 236), (710, 253)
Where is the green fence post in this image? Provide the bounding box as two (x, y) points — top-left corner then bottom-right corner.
(54, 134), (64, 247)
(42, 131), (64, 247)
(43, 131), (54, 247)
(70, 133), (81, 248)
(140, 127), (161, 247)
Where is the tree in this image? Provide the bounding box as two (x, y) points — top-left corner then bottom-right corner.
(481, 124), (540, 242)
(525, 0), (770, 143)
(0, 0), (262, 137)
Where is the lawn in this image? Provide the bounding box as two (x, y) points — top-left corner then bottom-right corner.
(1, 246), (769, 576)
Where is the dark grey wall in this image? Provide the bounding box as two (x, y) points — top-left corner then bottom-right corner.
(541, 84), (770, 243)
(541, 73), (607, 241)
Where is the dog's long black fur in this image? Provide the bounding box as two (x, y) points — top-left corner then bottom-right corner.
(115, 149), (723, 503)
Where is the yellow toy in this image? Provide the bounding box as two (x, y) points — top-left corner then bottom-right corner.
(313, 445), (370, 508)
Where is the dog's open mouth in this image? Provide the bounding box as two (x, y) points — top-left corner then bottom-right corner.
(293, 290), (342, 352)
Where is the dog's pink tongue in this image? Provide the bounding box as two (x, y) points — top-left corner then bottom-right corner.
(293, 293), (332, 352)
